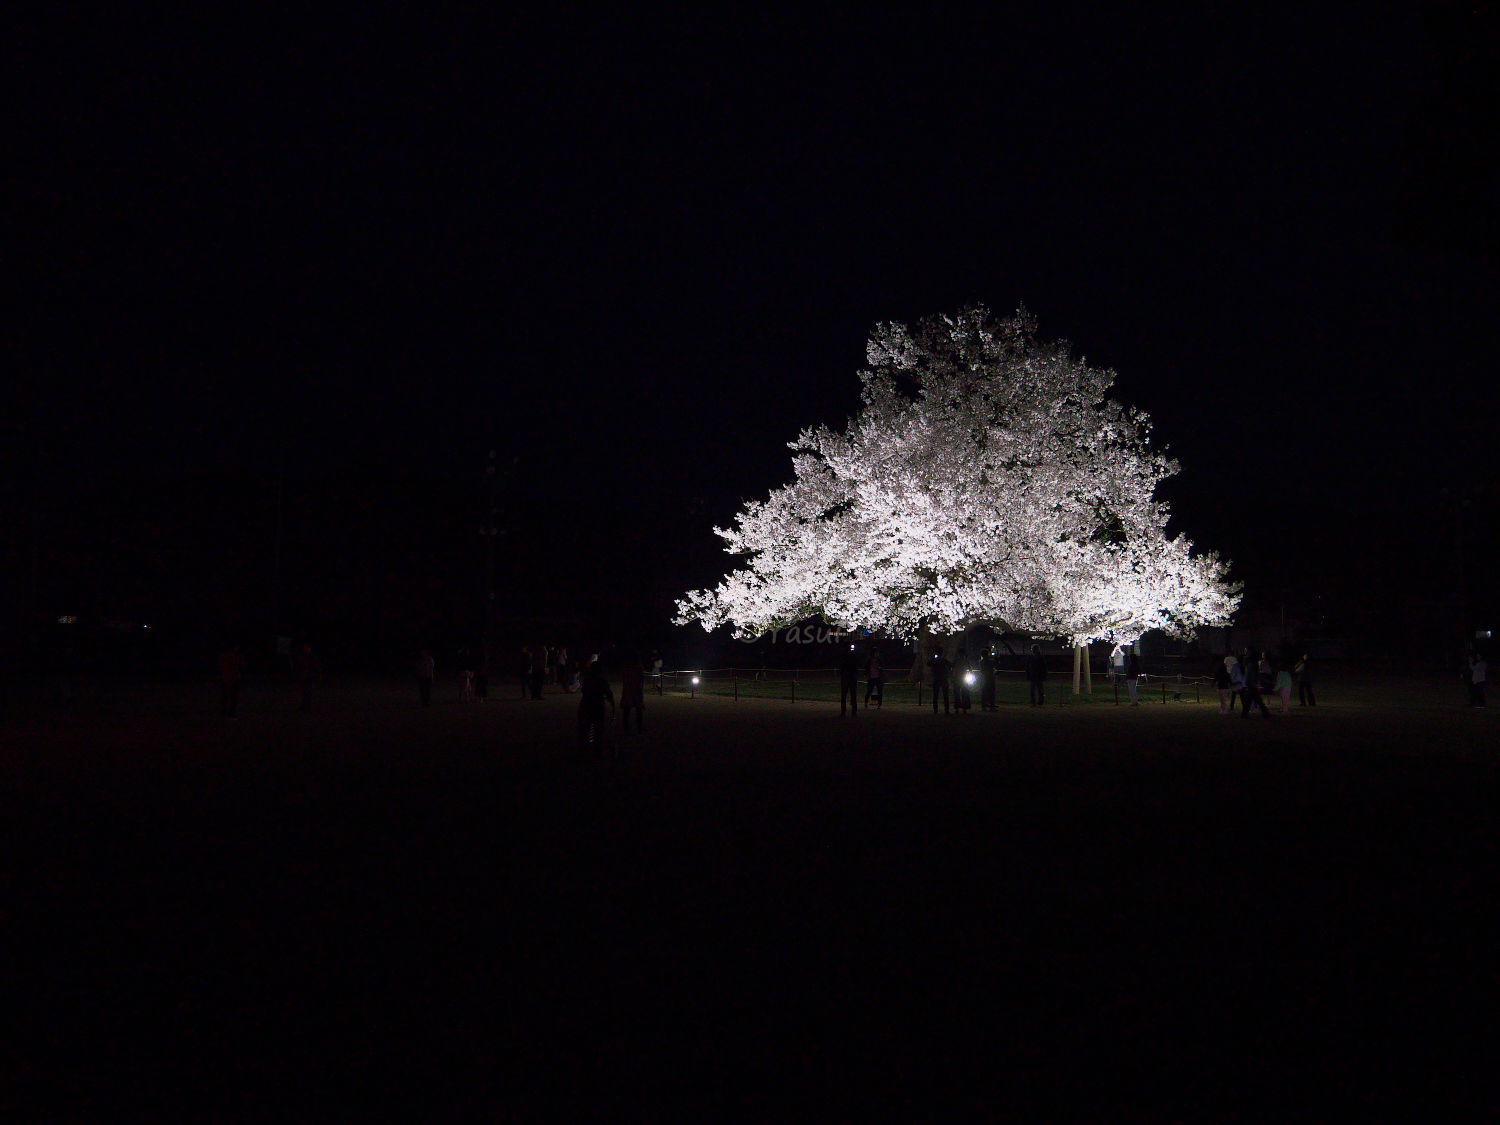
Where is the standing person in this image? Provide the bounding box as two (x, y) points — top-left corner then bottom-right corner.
(929, 649), (952, 714)
(1468, 652), (1488, 708)
(1274, 662), (1294, 713)
(1225, 652), (1244, 712)
(529, 645), (547, 701)
(1125, 647), (1142, 707)
(1025, 644), (1047, 707)
(218, 643), (245, 719)
(554, 646), (568, 686)
(577, 655), (615, 756)
(1295, 653), (1316, 706)
(1257, 651), (1273, 694)
(620, 652), (646, 737)
(953, 649), (973, 713)
(1239, 648), (1269, 718)
(416, 649), (435, 707)
(838, 644), (860, 717)
(1109, 644), (1127, 686)
(295, 643), (320, 714)
(865, 650), (884, 708)
(1213, 654), (1234, 714)
(979, 647), (998, 711)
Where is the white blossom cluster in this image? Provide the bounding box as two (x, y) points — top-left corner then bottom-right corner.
(677, 306), (1240, 646)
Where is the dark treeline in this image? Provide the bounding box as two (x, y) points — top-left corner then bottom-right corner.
(5, 462), (1494, 681)
(1, 464), (730, 676)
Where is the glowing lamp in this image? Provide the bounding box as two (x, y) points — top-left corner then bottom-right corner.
(965, 672), (976, 686)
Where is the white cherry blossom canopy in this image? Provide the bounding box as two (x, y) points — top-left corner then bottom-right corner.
(677, 306), (1240, 646)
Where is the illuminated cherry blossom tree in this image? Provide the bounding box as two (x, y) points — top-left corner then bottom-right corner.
(676, 305), (1239, 649)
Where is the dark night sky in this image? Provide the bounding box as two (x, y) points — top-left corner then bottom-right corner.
(7, 7), (1498, 654)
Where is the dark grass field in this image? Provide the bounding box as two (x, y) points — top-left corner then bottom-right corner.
(5, 675), (1496, 1117)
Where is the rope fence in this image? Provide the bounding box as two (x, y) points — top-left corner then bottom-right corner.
(649, 668), (1216, 707)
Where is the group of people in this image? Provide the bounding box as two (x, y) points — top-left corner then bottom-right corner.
(836, 643), (1053, 716)
(1211, 650), (1315, 717)
(422, 643), (657, 753)
(210, 634), (1487, 729)
(414, 649), (497, 707)
(573, 651), (653, 755)
(1107, 644), (1146, 705)
(518, 644), (580, 700)
(836, 647), (887, 715)
(930, 644), (1050, 713)
(831, 643), (1330, 718)
(218, 641), (323, 716)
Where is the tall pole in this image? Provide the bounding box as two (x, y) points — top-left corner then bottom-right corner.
(479, 450), (500, 673)
(271, 476), (283, 641)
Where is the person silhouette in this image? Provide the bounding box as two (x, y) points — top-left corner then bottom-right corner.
(953, 649), (972, 713)
(865, 650), (884, 708)
(839, 644), (860, 717)
(1025, 644), (1047, 707)
(1238, 648), (1270, 718)
(979, 647), (998, 711)
(929, 649), (952, 714)
(620, 651), (646, 736)
(1295, 653), (1316, 706)
(577, 655), (615, 755)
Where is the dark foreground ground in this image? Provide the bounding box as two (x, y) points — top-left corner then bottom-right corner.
(5, 676), (1497, 1117)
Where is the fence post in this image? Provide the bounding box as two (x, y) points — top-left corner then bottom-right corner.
(1114, 679), (1119, 705)
(792, 670), (797, 705)
(917, 680), (923, 708)
(1195, 679), (1200, 704)
(1161, 681), (1167, 705)
(734, 669), (739, 702)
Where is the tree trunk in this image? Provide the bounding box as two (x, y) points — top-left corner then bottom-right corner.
(909, 627), (963, 682)
(1072, 644), (1082, 695)
(908, 626), (931, 683)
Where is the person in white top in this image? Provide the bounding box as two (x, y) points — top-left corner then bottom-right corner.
(1109, 644), (1126, 685)
(1468, 654), (1487, 708)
